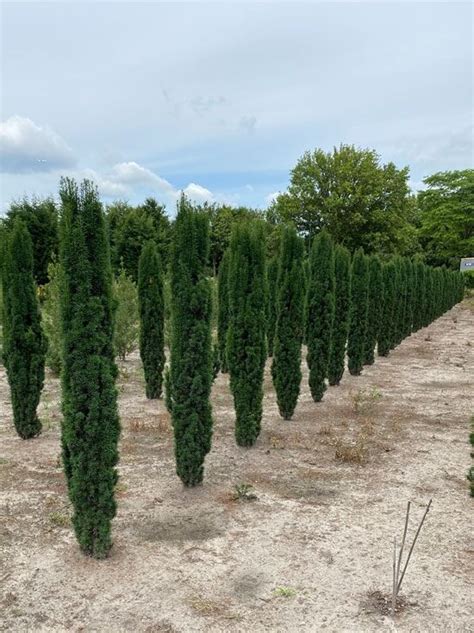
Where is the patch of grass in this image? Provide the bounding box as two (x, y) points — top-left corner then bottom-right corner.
(350, 387), (382, 415)
(0, 457), (9, 466)
(269, 434), (285, 450)
(273, 586), (297, 598)
(232, 483), (258, 502)
(334, 418), (374, 465)
(115, 481), (128, 495)
(49, 511), (70, 528)
(188, 597), (239, 620)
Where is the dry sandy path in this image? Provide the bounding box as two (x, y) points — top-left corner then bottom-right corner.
(1, 301), (473, 632)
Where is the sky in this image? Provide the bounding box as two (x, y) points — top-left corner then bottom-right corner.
(0, 1), (472, 215)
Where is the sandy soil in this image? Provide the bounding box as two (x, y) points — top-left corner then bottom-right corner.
(1, 301), (473, 633)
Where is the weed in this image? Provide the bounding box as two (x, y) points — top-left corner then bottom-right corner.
(350, 387), (382, 415)
(232, 483), (258, 501)
(188, 597), (239, 620)
(49, 511), (70, 528)
(273, 586), (297, 598)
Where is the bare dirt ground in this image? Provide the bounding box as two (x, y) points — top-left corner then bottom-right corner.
(1, 301), (473, 633)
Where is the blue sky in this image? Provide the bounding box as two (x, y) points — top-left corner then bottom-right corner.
(1, 1), (472, 215)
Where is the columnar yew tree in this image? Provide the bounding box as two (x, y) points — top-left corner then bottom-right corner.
(306, 230), (335, 401)
(59, 178), (120, 559)
(403, 258), (414, 338)
(378, 261), (396, 356)
(217, 249), (230, 372)
(328, 245), (351, 385)
(227, 222), (266, 446)
(2, 220), (47, 439)
(266, 256), (278, 356)
(170, 196), (213, 485)
(412, 261), (424, 332)
(138, 241), (165, 398)
(271, 226), (305, 419)
(347, 249), (369, 375)
(364, 254), (383, 365)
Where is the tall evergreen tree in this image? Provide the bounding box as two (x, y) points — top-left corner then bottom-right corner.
(217, 249), (230, 372)
(170, 196), (213, 485)
(266, 255), (279, 356)
(271, 226), (305, 419)
(378, 261), (396, 356)
(138, 241), (165, 398)
(59, 178), (120, 559)
(2, 220), (47, 439)
(364, 254), (383, 365)
(306, 230), (335, 401)
(347, 249), (369, 375)
(328, 245), (351, 385)
(403, 258), (415, 338)
(391, 257), (403, 347)
(227, 222), (266, 446)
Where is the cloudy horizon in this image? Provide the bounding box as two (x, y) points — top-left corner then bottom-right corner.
(1, 1), (472, 214)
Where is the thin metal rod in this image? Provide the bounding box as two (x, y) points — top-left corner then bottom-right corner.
(392, 537), (397, 614)
(397, 499), (432, 592)
(396, 501), (411, 586)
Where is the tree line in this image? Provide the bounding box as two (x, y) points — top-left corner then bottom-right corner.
(1, 146), (473, 290)
(1, 174), (467, 557)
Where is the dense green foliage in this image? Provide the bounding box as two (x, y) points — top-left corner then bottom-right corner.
(328, 245), (351, 385)
(59, 178), (120, 559)
(114, 267), (139, 361)
(107, 198), (172, 281)
(271, 226), (305, 419)
(138, 241), (165, 398)
(306, 230), (335, 401)
(266, 256), (279, 356)
(5, 197), (58, 285)
(347, 249), (369, 375)
(227, 221), (267, 446)
(42, 261), (63, 375)
(269, 145), (416, 254)
(2, 220), (47, 439)
(170, 197), (213, 485)
(364, 255), (383, 365)
(217, 249), (230, 372)
(378, 261), (396, 356)
(419, 170), (474, 268)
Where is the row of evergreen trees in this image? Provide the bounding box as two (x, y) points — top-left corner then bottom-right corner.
(1, 180), (465, 557)
(217, 228), (464, 438)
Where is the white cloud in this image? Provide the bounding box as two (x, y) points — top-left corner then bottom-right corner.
(183, 182), (214, 203)
(0, 115), (76, 173)
(110, 161), (175, 193)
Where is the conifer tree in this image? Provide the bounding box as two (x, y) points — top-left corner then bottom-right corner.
(271, 226), (305, 419)
(170, 196), (212, 485)
(412, 261), (425, 332)
(217, 249), (230, 372)
(403, 258), (415, 338)
(227, 222), (266, 446)
(138, 241), (165, 398)
(266, 256), (279, 356)
(347, 249), (369, 375)
(59, 178), (120, 559)
(2, 220), (47, 439)
(364, 254), (383, 365)
(328, 245), (351, 385)
(306, 230), (335, 401)
(378, 261), (396, 356)
(395, 257), (407, 345)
